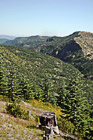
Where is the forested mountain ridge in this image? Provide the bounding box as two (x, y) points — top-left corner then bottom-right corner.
(0, 45), (83, 98)
(0, 44), (92, 104)
(33, 31), (93, 79)
(3, 31), (93, 79)
(3, 35), (49, 49)
(35, 31), (93, 59)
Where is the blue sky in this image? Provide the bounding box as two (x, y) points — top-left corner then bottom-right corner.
(0, 0), (93, 37)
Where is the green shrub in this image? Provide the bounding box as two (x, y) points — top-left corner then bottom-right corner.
(0, 95), (9, 102)
(6, 102), (29, 119)
(57, 116), (76, 134)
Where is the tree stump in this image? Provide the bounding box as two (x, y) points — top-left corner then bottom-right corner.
(39, 112), (59, 140)
(27, 110), (31, 119)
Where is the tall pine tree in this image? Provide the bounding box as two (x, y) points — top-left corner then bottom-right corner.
(0, 55), (8, 97)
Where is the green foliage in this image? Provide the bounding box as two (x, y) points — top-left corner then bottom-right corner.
(17, 75), (34, 100)
(33, 32), (93, 79)
(4, 35), (49, 49)
(7, 66), (17, 101)
(0, 95), (9, 102)
(32, 32), (93, 104)
(0, 55), (8, 96)
(6, 102), (29, 119)
(57, 77), (92, 139)
(0, 45), (82, 103)
(0, 44), (92, 139)
(57, 117), (76, 134)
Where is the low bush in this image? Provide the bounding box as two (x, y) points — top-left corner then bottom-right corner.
(6, 102), (29, 120)
(57, 116), (76, 135)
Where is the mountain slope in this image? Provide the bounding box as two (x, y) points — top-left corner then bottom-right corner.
(0, 39), (9, 44)
(35, 32), (93, 59)
(33, 31), (93, 79)
(3, 35), (49, 49)
(0, 45), (85, 100)
(0, 99), (79, 140)
(3, 32), (93, 79)
(0, 45), (93, 139)
(1, 45), (92, 103)
(0, 35), (16, 40)
(0, 100), (60, 140)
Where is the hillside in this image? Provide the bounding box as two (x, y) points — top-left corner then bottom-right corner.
(34, 31), (93, 79)
(1, 45), (93, 103)
(0, 45), (82, 93)
(0, 39), (9, 44)
(0, 99), (61, 140)
(0, 45), (93, 139)
(0, 35), (16, 40)
(0, 98), (80, 140)
(3, 35), (49, 49)
(3, 32), (93, 80)
(35, 32), (93, 59)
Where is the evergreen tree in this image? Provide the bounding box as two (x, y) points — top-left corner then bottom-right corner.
(42, 78), (51, 102)
(57, 76), (91, 135)
(0, 56), (8, 96)
(66, 76), (90, 135)
(57, 80), (70, 114)
(17, 75), (34, 100)
(48, 92), (57, 106)
(34, 87), (43, 101)
(7, 65), (17, 101)
(67, 77), (88, 125)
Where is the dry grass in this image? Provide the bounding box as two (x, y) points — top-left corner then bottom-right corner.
(0, 100), (64, 140)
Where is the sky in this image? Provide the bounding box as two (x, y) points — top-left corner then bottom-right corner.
(0, 0), (93, 37)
